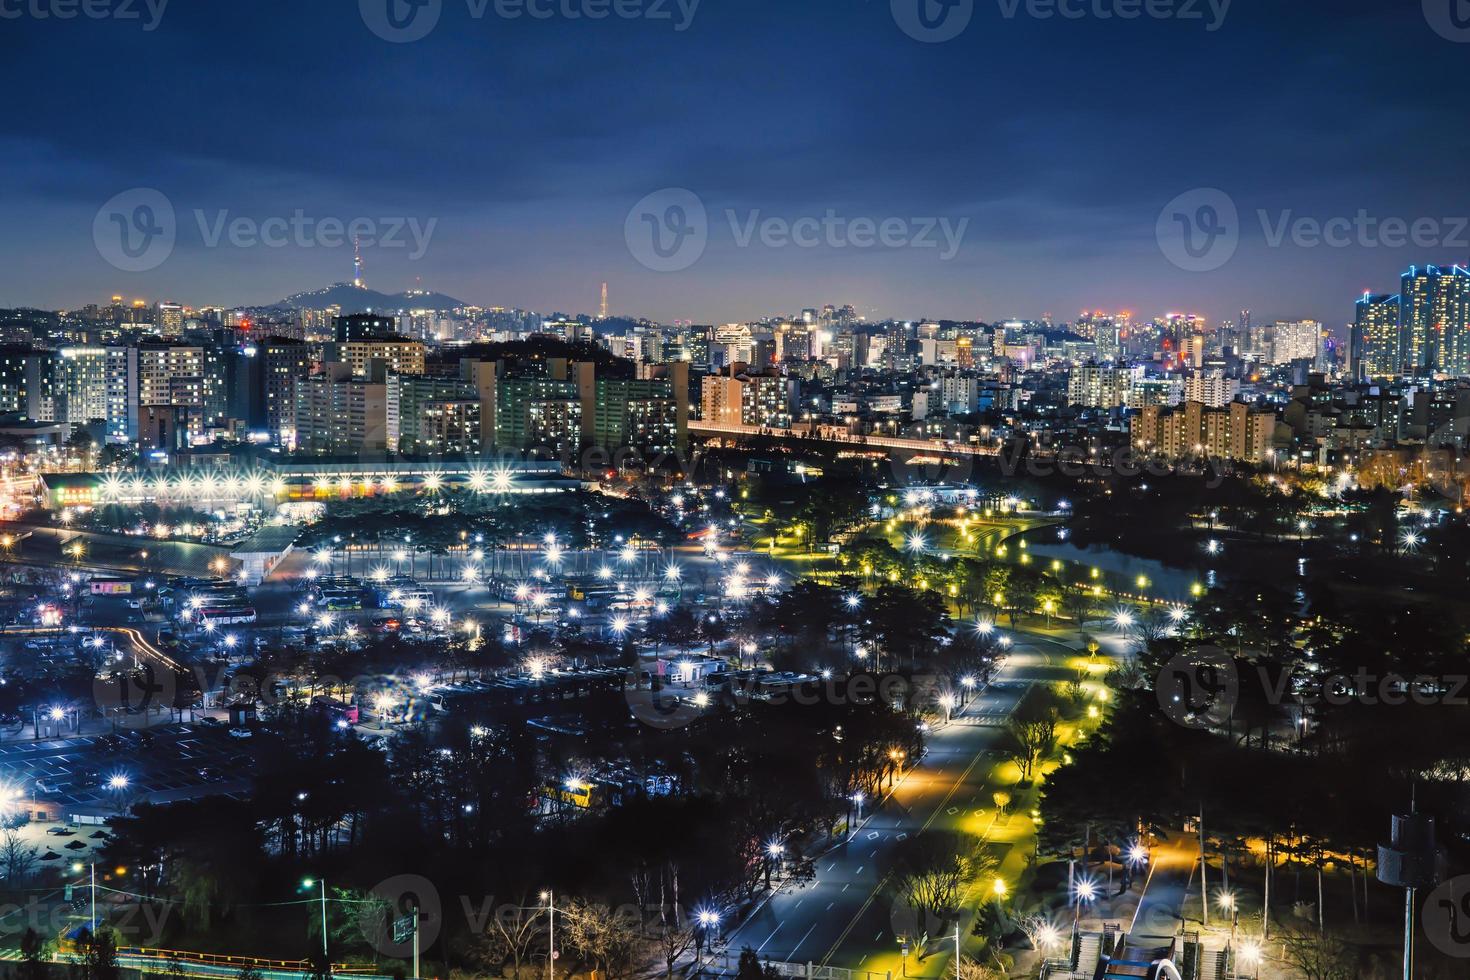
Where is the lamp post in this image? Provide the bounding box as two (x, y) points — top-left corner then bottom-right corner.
(539, 889), (555, 980)
(849, 793), (864, 839)
(764, 841), (783, 889)
(71, 861), (97, 934)
(1218, 890), (1238, 949)
(1074, 879), (1095, 922)
(302, 878), (328, 972)
(695, 908), (720, 975)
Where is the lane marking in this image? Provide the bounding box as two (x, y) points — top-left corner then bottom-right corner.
(789, 922), (820, 960)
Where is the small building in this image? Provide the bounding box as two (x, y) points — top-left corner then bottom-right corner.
(230, 524), (300, 585)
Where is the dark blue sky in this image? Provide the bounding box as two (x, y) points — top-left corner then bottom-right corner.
(1, 0), (1466, 328)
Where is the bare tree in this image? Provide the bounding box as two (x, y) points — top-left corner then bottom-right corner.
(471, 898), (544, 980)
(561, 900), (646, 980)
(654, 919), (695, 979)
(1279, 928), (1355, 980)
(889, 832), (994, 957)
(0, 829), (37, 884)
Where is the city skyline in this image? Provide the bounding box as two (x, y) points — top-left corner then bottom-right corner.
(3, 1), (1467, 326)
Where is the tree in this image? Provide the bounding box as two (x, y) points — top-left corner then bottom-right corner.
(469, 900), (542, 980)
(0, 828), (37, 883)
(1005, 687), (1062, 784)
(1278, 929), (1354, 980)
(887, 831), (992, 956)
(735, 947), (779, 980)
(19, 927), (49, 980)
(865, 585), (948, 670)
(73, 928), (119, 980)
(654, 916), (696, 979)
(561, 900), (645, 980)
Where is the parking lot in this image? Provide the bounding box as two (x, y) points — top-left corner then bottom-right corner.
(0, 723), (250, 814)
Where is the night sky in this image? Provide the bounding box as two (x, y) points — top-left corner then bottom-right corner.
(1, 0), (1466, 328)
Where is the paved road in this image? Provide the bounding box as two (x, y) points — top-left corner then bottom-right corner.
(714, 630), (1085, 976)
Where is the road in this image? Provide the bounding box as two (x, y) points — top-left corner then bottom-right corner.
(714, 629), (1087, 976)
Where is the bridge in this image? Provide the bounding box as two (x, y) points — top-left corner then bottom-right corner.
(690, 421), (1003, 458)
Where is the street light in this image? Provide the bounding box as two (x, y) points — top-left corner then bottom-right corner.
(938, 693), (956, 723)
(695, 908), (721, 973)
(1218, 890), (1238, 949)
(1237, 938), (1262, 979)
(302, 878), (328, 968)
(540, 890), (556, 980)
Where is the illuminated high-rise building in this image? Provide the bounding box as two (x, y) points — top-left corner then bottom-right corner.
(1270, 320), (1323, 366)
(1400, 265), (1470, 375)
(1353, 293), (1401, 381)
